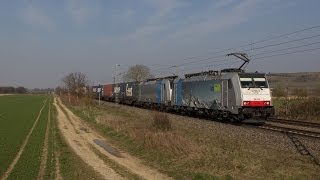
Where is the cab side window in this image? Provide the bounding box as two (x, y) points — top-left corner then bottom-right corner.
(228, 80), (233, 89)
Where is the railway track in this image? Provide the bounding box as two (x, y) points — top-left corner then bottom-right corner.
(259, 121), (320, 166)
(259, 124), (320, 139)
(268, 118), (320, 129)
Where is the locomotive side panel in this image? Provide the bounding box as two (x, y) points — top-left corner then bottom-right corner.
(221, 73), (242, 114)
(181, 79), (222, 109)
(117, 83), (127, 102)
(172, 78), (183, 106)
(139, 80), (159, 104)
(160, 79), (172, 105)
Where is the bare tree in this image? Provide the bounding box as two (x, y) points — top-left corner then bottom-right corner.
(123, 64), (154, 82)
(62, 72), (88, 98)
(55, 86), (65, 95)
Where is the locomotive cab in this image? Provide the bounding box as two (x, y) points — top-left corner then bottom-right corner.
(238, 73), (274, 120)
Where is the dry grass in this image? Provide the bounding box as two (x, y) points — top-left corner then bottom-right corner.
(273, 97), (320, 122)
(62, 97), (320, 179)
(96, 108), (202, 156)
(268, 72), (320, 96)
(152, 112), (171, 131)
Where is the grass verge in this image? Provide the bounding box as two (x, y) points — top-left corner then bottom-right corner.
(62, 97), (320, 179)
(62, 98), (219, 179)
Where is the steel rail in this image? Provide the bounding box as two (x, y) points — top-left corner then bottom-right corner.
(259, 124), (320, 139)
(268, 118), (320, 129)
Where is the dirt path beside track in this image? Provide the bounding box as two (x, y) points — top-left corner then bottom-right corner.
(53, 98), (122, 180)
(54, 97), (170, 180)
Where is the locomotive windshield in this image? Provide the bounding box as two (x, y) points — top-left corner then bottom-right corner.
(253, 78), (268, 88)
(239, 77), (268, 88)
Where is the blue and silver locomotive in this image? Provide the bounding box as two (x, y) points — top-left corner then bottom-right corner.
(97, 53), (274, 123)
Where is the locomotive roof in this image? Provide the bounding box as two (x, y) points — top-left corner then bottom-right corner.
(145, 75), (178, 82)
(238, 72), (266, 78)
(180, 71), (266, 82)
(182, 72), (237, 82)
(110, 71), (266, 85)
(184, 70), (219, 78)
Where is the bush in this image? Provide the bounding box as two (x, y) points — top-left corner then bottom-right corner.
(314, 84), (320, 97)
(275, 97), (320, 120)
(152, 112), (171, 131)
(272, 85), (287, 97)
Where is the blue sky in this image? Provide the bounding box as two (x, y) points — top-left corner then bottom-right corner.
(0, 0), (319, 88)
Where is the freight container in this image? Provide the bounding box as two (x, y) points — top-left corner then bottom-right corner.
(103, 84), (113, 99)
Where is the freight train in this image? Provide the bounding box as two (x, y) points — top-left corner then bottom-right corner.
(94, 53), (275, 123)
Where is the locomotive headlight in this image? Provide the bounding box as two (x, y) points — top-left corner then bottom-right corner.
(264, 101), (270, 106)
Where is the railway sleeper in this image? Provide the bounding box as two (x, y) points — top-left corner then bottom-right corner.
(286, 133), (320, 166)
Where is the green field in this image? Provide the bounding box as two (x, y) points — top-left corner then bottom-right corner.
(0, 95), (102, 180)
(7, 96), (49, 179)
(0, 95), (48, 177)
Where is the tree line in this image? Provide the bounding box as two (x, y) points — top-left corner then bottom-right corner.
(0, 86), (28, 94)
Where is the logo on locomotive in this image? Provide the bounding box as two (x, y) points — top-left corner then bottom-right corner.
(126, 84), (132, 96)
(251, 89), (261, 94)
(114, 87), (120, 93)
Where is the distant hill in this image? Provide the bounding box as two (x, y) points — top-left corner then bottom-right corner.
(266, 72), (320, 96)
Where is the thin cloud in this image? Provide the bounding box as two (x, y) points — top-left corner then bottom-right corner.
(167, 0), (261, 40)
(22, 5), (55, 31)
(97, 0), (290, 48)
(125, 0), (183, 40)
(128, 25), (167, 40)
(212, 0), (237, 9)
(145, 0), (181, 18)
(111, 9), (135, 23)
(65, 0), (100, 25)
(121, 0), (262, 41)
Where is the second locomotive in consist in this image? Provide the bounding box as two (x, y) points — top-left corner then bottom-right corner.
(95, 53), (275, 123)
